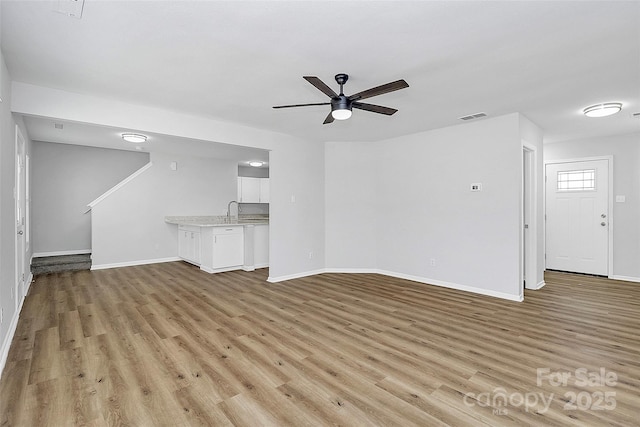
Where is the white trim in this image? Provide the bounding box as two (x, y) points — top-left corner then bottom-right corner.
(91, 256), (180, 270)
(611, 275), (640, 283)
(323, 268), (379, 274)
(32, 249), (91, 258)
(25, 272), (33, 296)
(0, 283), (29, 382)
(201, 265), (243, 274)
(241, 263), (268, 272)
(86, 162), (153, 210)
(375, 270), (524, 302)
(270, 268), (523, 301)
(267, 269), (327, 283)
(526, 280), (546, 290)
(544, 156), (614, 278)
(522, 142), (539, 296)
(15, 124), (27, 314)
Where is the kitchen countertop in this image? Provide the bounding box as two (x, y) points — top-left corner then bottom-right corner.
(165, 215), (269, 227)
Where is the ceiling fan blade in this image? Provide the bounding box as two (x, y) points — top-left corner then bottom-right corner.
(348, 79), (409, 101)
(273, 102), (331, 109)
(304, 76), (339, 98)
(323, 112), (335, 124)
(352, 102), (398, 115)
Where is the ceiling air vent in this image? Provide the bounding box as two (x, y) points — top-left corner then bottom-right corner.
(459, 112), (487, 121)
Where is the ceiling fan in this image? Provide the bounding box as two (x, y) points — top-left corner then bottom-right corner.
(273, 74), (409, 124)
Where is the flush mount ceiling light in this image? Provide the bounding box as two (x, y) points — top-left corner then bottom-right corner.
(121, 133), (148, 143)
(249, 161), (264, 167)
(583, 103), (622, 118)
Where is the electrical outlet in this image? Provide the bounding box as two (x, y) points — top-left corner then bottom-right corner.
(1, 307), (3, 324)
(430, 258), (436, 267)
(308, 251), (314, 260)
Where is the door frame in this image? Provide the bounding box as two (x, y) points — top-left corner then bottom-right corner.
(15, 125), (27, 307)
(544, 155), (614, 278)
(522, 143), (539, 291)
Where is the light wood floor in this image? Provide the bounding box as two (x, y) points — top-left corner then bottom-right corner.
(1, 264), (638, 426)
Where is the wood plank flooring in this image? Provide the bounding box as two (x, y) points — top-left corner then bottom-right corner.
(1, 264), (639, 426)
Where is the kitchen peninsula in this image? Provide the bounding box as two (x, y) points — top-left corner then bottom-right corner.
(165, 215), (269, 273)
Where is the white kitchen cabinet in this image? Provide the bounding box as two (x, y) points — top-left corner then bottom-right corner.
(178, 225), (201, 265)
(210, 226), (244, 270)
(242, 224), (269, 271)
(259, 179), (270, 203)
(238, 177), (260, 203)
(238, 177), (269, 203)
(253, 224), (269, 267)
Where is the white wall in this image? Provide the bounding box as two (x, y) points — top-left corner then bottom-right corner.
(325, 141), (378, 269)
(11, 82), (326, 280)
(0, 51), (33, 379)
(325, 114), (534, 300)
(32, 141), (149, 256)
(91, 151), (237, 268)
(545, 132), (640, 281)
(376, 114), (524, 299)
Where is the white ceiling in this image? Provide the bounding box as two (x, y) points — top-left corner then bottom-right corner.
(2, 1), (639, 156)
(22, 116), (270, 165)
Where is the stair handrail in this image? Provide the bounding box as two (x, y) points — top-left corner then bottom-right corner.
(84, 161), (153, 213)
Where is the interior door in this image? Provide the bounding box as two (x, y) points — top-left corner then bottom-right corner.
(15, 126), (27, 304)
(545, 159), (609, 275)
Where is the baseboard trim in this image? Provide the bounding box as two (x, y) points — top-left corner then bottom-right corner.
(32, 249), (91, 258)
(25, 273), (34, 296)
(612, 275), (640, 283)
(201, 265), (243, 274)
(526, 280), (546, 290)
(271, 267), (523, 301)
(0, 291), (27, 382)
(91, 257), (181, 270)
(242, 262), (269, 272)
(267, 269), (327, 283)
(375, 269), (524, 302)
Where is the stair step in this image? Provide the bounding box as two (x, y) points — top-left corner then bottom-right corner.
(31, 254), (92, 274)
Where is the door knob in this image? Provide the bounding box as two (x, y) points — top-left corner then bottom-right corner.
(17, 230), (23, 235)
(601, 222), (607, 227)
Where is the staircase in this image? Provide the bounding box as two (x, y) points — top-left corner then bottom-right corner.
(31, 254), (92, 275)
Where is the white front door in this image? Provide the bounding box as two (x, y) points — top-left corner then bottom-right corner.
(545, 159), (609, 275)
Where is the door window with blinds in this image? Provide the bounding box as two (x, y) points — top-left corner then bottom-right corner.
(557, 169), (595, 191)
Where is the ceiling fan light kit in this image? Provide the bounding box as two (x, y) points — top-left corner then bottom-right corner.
(273, 73), (408, 124)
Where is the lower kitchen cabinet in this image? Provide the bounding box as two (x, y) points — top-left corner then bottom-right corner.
(200, 226), (245, 273)
(178, 225), (201, 265)
(211, 227), (244, 269)
(173, 222), (267, 274)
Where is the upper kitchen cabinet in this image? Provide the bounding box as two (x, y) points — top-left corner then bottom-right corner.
(238, 177), (269, 203)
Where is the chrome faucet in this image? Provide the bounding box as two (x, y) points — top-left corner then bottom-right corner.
(227, 200), (239, 222)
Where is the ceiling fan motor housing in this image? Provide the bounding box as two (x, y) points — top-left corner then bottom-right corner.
(331, 95), (351, 111)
